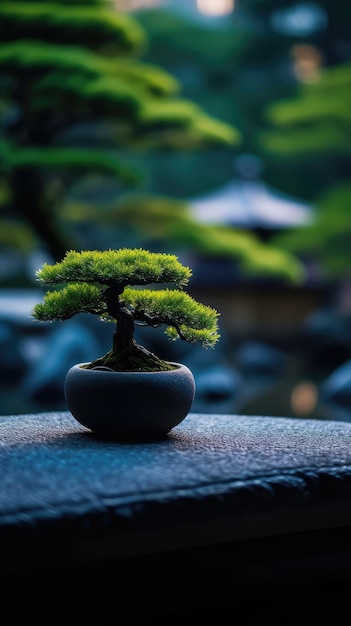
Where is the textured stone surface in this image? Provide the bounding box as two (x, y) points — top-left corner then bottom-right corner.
(2, 411), (351, 623)
(1, 411), (351, 555)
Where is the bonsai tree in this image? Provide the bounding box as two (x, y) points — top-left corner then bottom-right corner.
(32, 248), (220, 372)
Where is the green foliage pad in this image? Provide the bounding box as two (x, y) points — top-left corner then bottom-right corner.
(32, 248), (220, 371)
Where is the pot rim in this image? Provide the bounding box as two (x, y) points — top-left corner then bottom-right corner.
(71, 361), (188, 374)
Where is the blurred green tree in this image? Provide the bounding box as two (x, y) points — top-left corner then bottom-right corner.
(0, 0), (237, 261)
(136, 1), (350, 202)
(238, 0), (351, 200)
(134, 7), (250, 194)
(0, 0), (304, 284)
(261, 60), (351, 279)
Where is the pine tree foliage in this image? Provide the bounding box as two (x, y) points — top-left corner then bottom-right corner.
(262, 62), (351, 157)
(0, 0), (239, 262)
(32, 248), (220, 371)
(261, 61), (351, 279)
(272, 182), (351, 279)
(34, 248), (192, 287)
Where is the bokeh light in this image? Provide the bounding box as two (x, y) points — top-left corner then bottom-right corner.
(290, 381), (318, 416)
(196, 0), (234, 17)
(290, 44), (323, 83)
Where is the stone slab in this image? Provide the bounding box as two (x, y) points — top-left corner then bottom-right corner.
(2, 411), (351, 623)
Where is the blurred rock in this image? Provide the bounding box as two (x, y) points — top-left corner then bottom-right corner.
(192, 364), (242, 414)
(233, 340), (286, 378)
(0, 320), (27, 381)
(21, 321), (102, 405)
(319, 359), (351, 407)
(302, 308), (351, 372)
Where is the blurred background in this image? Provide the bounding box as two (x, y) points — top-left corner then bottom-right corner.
(1, 0), (351, 420)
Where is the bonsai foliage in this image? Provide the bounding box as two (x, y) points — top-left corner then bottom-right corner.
(32, 248), (220, 371)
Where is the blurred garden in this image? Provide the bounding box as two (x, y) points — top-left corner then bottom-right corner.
(0, 0), (351, 420)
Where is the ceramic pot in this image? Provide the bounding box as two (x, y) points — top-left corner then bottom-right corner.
(64, 361), (195, 439)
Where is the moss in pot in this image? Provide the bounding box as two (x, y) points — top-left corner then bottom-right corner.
(31, 248), (220, 438)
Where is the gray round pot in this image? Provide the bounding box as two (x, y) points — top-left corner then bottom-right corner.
(64, 361), (196, 439)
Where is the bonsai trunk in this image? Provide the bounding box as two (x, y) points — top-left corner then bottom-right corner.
(86, 293), (174, 372)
